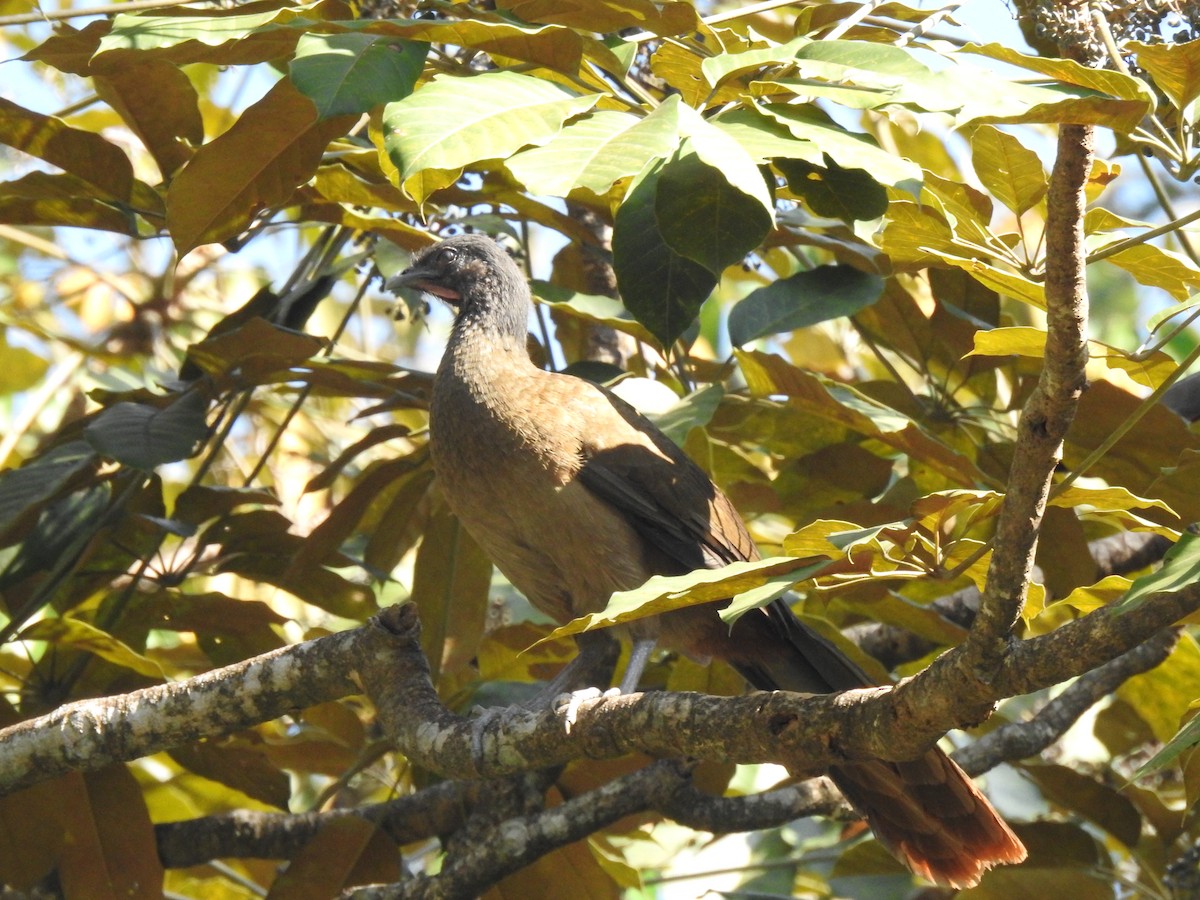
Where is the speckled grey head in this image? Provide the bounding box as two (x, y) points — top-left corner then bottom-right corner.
(388, 235), (529, 339)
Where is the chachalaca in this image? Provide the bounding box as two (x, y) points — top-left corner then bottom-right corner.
(390, 233), (1027, 888)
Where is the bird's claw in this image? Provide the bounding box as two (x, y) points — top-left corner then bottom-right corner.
(554, 686), (620, 733)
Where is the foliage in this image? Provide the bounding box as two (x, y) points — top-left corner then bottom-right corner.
(2, 0), (1200, 896)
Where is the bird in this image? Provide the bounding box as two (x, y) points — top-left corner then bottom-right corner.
(389, 232), (1027, 888)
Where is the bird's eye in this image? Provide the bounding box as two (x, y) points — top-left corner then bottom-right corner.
(437, 246), (458, 265)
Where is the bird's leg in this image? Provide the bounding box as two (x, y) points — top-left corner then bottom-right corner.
(556, 636), (658, 732)
(619, 637), (657, 694)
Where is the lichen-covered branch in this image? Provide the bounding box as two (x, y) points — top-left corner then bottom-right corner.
(0, 629), (360, 796)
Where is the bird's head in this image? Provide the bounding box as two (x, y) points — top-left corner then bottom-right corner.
(388, 234), (529, 340)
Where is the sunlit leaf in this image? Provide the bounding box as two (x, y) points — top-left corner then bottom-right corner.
(1102, 242), (1200, 301)
(166, 77), (354, 253)
(19, 618), (164, 679)
(651, 384), (724, 445)
(1113, 532), (1200, 613)
(970, 125), (1046, 216)
(532, 281), (658, 346)
(759, 103), (922, 188)
(541, 556), (830, 640)
(0, 97), (133, 201)
(497, 0), (699, 36)
(0, 335), (48, 395)
(506, 105), (679, 197)
(969, 326), (1177, 389)
(1129, 38), (1200, 109)
(382, 71), (598, 188)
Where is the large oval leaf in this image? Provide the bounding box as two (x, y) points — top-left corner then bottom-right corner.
(612, 159), (718, 348)
(728, 265), (884, 346)
(382, 71), (598, 188)
(290, 32), (427, 119)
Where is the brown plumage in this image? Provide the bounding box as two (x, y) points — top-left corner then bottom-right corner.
(390, 233), (1026, 888)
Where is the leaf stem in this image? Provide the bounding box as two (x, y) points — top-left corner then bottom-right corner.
(0, 0), (201, 26)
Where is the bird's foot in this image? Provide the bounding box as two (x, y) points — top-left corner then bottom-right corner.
(554, 686), (620, 733)
(468, 705), (502, 770)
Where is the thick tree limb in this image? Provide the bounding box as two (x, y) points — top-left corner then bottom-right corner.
(955, 629), (1180, 774)
(965, 124), (1094, 676)
(3, 574), (1193, 802)
(0, 629), (359, 796)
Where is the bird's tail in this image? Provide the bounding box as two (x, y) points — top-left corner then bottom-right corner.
(829, 754), (1026, 888)
(731, 601), (1027, 888)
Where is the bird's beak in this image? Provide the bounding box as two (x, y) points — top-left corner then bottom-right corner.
(386, 268), (461, 304)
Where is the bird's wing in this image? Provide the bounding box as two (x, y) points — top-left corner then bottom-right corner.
(570, 384), (756, 573)
(569, 380), (873, 692)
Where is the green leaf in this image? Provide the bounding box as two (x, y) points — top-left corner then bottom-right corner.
(0, 97), (134, 202)
(84, 391), (209, 470)
(728, 265), (884, 346)
(1148, 294), (1200, 334)
(290, 33), (427, 119)
(1132, 712), (1200, 781)
(1113, 533), (1200, 613)
(650, 384), (724, 445)
(382, 71), (599, 188)
(970, 125), (1047, 216)
(676, 101), (774, 221)
(541, 556), (827, 640)
(97, 7), (308, 56)
(757, 104), (922, 188)
(964, 42), (1153, 101)
(774, 153), (888, 221)
(700, 35), (809, 89)
(612, 159), (718, 348)
(712, 106), (819, 163)
(506, 106), (679, 197)
(654, 143), (772, 274)
(0, 440), (97, 537)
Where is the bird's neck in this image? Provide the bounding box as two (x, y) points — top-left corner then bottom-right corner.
(439, 315), (540, 396)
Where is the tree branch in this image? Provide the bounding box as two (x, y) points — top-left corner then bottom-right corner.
(955, 628), (1180, 774)
(0, 630), (360, 796)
